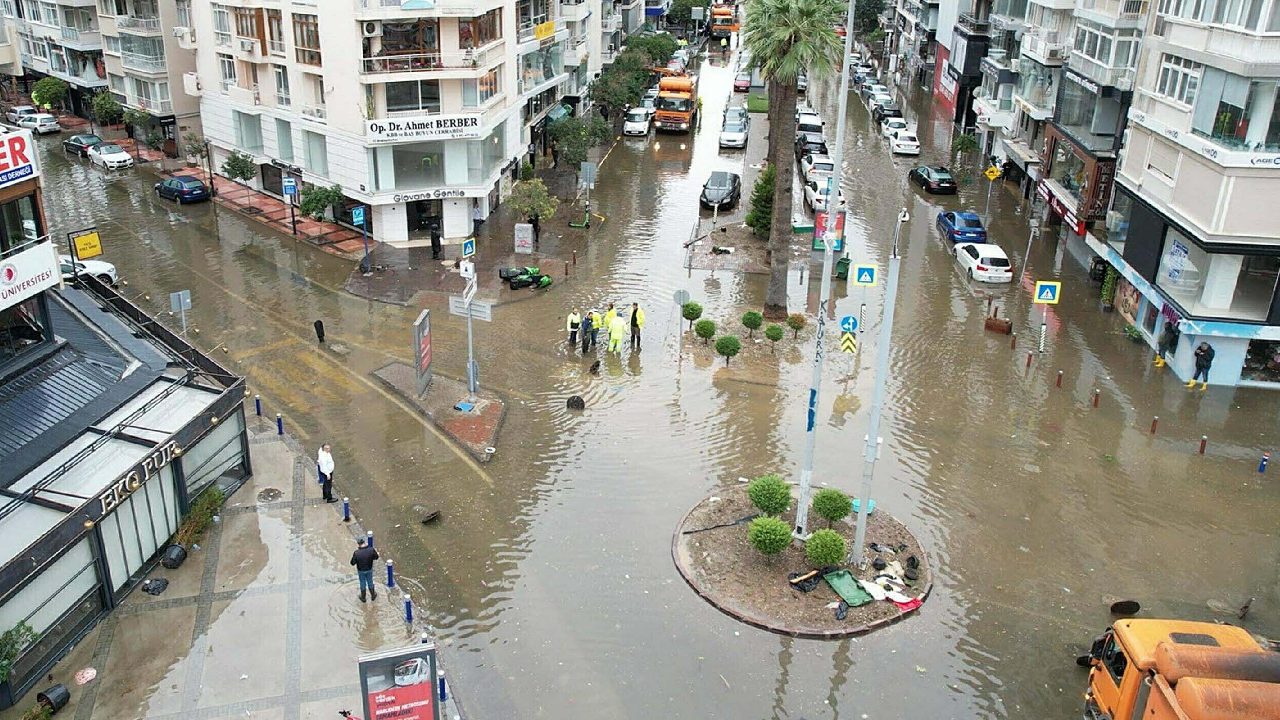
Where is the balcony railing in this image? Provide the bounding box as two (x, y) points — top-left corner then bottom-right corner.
(122, 52), (166, 72)
(131, 97), (173, 113)
(518, 17), (562, 43)
(1021, 28), (1067, 62)
(1077, 0), (1148, 17)
(300, 103), (327, 122)
(601, 13), (621, 31)
(117, 15), (161, 33)
(268, 38), (285, 55)
(361, 43), (503, 73)
(957, 12), (990, 34)
(1068, 51), (1133, 90)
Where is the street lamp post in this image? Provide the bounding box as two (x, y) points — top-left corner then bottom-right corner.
(794, 0), (858, 539)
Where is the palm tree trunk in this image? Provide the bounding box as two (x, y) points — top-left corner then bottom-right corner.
(764, 80), (798, 319)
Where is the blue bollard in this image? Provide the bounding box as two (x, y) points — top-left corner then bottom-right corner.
(254, 394), (261, 416)
(386, 559), (395, 588)
(1260, 453), (1270, 473)
(403, 595), (413, 624)
(366, 530), (374, 550)
(276, 413), (283, 435)
(342, 497), (350, 522)
(438, 670), (448, 701)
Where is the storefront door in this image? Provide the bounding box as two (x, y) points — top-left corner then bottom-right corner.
(408, 200), (443, 237)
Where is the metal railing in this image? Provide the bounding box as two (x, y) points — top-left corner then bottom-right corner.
(131, 97), (173, 112)
(268, 38), (285, 54)
(117, 15), (161, 32)
(122, 52), (166, 72)
(300, 103), (327, 121)
(361, 43), (502, 73)
(957, 12), (990, 34)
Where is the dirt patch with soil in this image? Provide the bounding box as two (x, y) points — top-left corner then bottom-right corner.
(673, 484), (931, 638)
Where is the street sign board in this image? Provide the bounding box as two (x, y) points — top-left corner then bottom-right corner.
(840, 331), (857, 353)
(985, 166), (1001, 181)
(282, 177), (297, 196)
(449, 295), (493, 321)
(691, 5), (704, 19)
(169, 290), (191, 312)
(514, 223), (534, 254)
(840, 315), (857, 333)
(413, 309), (431, 395)
(1033, 281), (1061, 304)
(580, 161), (597, 189)
(461, 237), (476, 258)
(70, 229), (102, 260)
(459, 260), (475, 279)
(352, 206), (366, 226)
(852, 265), (877, 285)
(813, 211), (846, 252)
(673, 289), (691, 306)
(358, 644), (440, 720)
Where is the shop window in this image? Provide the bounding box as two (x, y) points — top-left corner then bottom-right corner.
(1049, 141), (1089, 203)
(0, 192), (40, 251)
(1156, 227), (1280, 321)
(463, 66), (501, 107)
(385, 79), (440, 114)
(0, 297), (47, 364)
(1243, 340), (1280, 383)
(181, 410), (247, 497)
(1142, 302), (1160, 334)
(233, 111), (263, 153)
(459, 8), (501, 48)
(1102, 191), (1133, 255)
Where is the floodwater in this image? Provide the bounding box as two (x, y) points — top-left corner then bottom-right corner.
(34, 46), (1280, 719)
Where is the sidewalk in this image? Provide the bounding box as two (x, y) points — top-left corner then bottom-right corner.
(0, 419), (463, 720)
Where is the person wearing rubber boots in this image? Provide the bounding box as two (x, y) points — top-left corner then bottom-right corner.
(566, 308), (581, 346)
(1188, 341), (1214, 390)
(1154, 321), (1179, 367)
(608, 312), (627, 354)
(627, 302), (645, 351)
(350, 537), (379, 603)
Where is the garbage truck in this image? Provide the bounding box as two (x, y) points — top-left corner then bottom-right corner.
(1082, 618), (1280, 719)
(654, 75), (697, 133)
(710, 4), (737, 38)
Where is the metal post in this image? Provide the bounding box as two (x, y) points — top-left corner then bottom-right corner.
(276, 413), (283, 435)
(366, 530), (374, 550)
(179, 303), (188, 337)
(404, 595), (413, 623)
(386, 559), (395, 588)
(342, 497), (351, 522)
(464, 277), (478, 402)
(1018, 224), (1036, 283)
(254, 394), (261, 416)
(360, 218), (371, 274)
(794, 0), (858, 539)
(1037, 303), (1046, 353)
(851, 209), (908, 567)
(288, 190), (297, 237)
(984, 175), (994, 225)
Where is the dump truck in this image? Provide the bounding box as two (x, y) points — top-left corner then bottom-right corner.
(710, 4), (737, 38)
(654, 75), (698, 133)
(1083, 618), (1280, 719)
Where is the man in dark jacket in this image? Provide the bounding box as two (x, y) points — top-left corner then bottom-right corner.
(1188, 341), (1215, 390)
(350, 538), (379, 602)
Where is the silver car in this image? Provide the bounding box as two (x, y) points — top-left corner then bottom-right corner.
(719, 116), (749, 148)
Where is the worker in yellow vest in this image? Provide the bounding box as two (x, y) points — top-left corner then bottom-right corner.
(566, 308), (581, 346)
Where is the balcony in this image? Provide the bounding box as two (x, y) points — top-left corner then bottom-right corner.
(561, 0), (591, 22)
(122, 52), (166, 73)
(173, 26), (196, 50)
(1076, 0), (1148, 24)
(58, 26), (101, 49)
(518, 17), (564, 44)
(127, 96), (173, 113)
(360, 41), (504, 77)
(234, 36), (263, 60)
(300, 103), (327, 122)
(1020, 27), (1067, 64)
(601, 13), (621, 32)
(356, 0), (507, 18)
(957, 13), (991, 35)
(49, 61), (107, 87)
(974, 92), (1015, 129)
(566, 36), (588, 65)
(1161, 18), (1280, 68)
(117, 15), (161, 35)
(1068, 51), (1132, 90)
(227, 84), (260, 107)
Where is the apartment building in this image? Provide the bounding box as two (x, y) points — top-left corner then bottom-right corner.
(892, 0), (940, 88)
(934, 0), (990, 127)
(1091, 0), (1280, 386)
(6, 0), (107, 116)
(188, 0), (609, 244)
(972, 0), (1027, 162)
(1003, 0), (1073, 192)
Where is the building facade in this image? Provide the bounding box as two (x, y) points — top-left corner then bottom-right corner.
(1004, 0), (1073, 193)
(6, 0), (107, 116)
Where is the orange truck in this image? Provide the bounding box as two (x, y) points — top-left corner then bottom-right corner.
(710, 4), (737, 38)
(1083, 618), (1280, 719)
(653, 75), (698, 133)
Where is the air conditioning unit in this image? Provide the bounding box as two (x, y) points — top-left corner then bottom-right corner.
(1047, 46), (1064, 60)
(239, 38), (255, 53)
(172, 26), (187, 38)
(362, 21), (381, 37)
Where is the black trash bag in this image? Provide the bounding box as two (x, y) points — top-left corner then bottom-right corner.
(161, 544), (187, 569)
(903, 568), (919, 582)
(566, 395), (585, 410)
(905, 555), (920, 570)
(835, 600), (849, 621)
(871, 557), (887, 571)
(498, 267), (523, 280)
(787, 571), (823, 593)
(141, 578), (169, 596)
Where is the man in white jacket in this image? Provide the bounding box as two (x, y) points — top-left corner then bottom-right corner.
(318, 444), (336, 503)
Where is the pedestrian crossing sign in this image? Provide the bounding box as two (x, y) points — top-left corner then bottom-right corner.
(852, 265), (877, 285)
(841, 332), (857, 353)
(462, 238), (476, 258)
(1033, 281), (1061, 304)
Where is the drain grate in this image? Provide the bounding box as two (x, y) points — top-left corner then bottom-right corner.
(257, 488), (283, 502)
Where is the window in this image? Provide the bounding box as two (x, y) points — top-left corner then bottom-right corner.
(302, 129), (328, 176)
(266, 9), (284, 54)
(175, 0), (190, 28)
(212, 3), (231, 46)
(385, 80), (440, 114)
(292, 13), (320, 65)
(217, 53), (235, 91)
(1157, 54), (1200, 105)
(1156, 228), (1280, 321)
(378, 18), (438, 54)
(18, 33), (29, 55)
(108, 72), (124, 91)
(1147, 139), (1178, 181)
(39, 1), (55, 26)
(459, 8), (501, 48)
(181, 411), (247, 497)
(20, 0), (35, 21)
(96, 0), (113, 15)
(0, 193), (39, 251)
(1101, 635), (1128, 685)
(1191, 68), (1252, 147)
(273, 64), (289, 105)
(1049, 139), (1089, 203)
(463, 66), (500, 107)
(275, 118), (293, 161)
(1072, 20), (1138, 68)
(31, 38), (46, 58)
(0, 0), (14, 18)
(233, 110), (263, 152)
(234, 7), (258, 38)
(0, 297), (48, 363)
(104, 35), (120, 54)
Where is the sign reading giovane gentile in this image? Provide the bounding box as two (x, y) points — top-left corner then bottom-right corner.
(366, 116), (484, 144)
(98, 441), (179, 515)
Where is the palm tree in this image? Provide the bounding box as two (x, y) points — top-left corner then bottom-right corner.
(742, 0), (844, 319)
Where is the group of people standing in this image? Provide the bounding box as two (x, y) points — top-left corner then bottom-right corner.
(566, 302), (645, 355)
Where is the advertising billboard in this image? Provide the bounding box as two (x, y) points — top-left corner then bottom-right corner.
(358, 644), (439, 720)
(413, 309), (431, 395)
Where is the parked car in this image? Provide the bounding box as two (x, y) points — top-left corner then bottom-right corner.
(666, 59), (686, 74)
(19, 113), (61, 134)
(700, 171), (742, 209)
(860, 83), (889, 102)
(797, 73), (808, 93)
(734, 72), (752, 92)
(881, 117), (909, 138)
(88, 142), (134, 169)
(937, 211), (988, 243)
(724, 106), (749, 125)
(794, 100), (816, 122)
(672, 48), (690, 64)
(954, 243), (1013, 283)
(640, 94), (657, 119)
(796, 112), (823, 135)
(623, 108), (651, 137)
(62, 133), (102, 157)
(909, 165), (958, 194)
(803, 178), (846, 210)
(794, 132), (828, 162)
(800, 152), (835, 183)
(155, 175), (211, 203)
(868, 93), (895, 114)
(872, 102), (902, 124)
(5, 105), (35, 124)
(58, 254), (118, 285)
(890, 132), (921, 155)
(719, 116), (749, 148)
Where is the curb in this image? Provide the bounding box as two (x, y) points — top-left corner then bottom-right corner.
(670, 496), (933, 640)
(370, 363), (507, 464)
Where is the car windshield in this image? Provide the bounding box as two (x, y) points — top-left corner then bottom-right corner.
(180, 180), (206, 189)
(722, 122), (745, 132)
(887, 120), (906, 127)
(725, 110), (746, 121)
(707, 173), (733, 190)
(736, 73), (750, 82)
(897, 134), (918, 143)
(626, 110), (647, 121)
(656, 97), (691, 112)
(812, 162), (833, 172)
(98, 144), (122, 153)
(932, 169), (953, 180)
(33, 115), (54, 122)
(983, 256), (1011, 267)
(960, 217), (985, 229)
(81, 136), (102, 144)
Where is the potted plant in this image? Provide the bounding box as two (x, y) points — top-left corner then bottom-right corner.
(163, 488), (225, 569)
(1100, 266), (1119, 311)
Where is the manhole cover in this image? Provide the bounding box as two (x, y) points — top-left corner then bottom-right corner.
(257, 488), (283, 502)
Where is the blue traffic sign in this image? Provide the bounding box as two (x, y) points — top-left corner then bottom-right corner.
(352, 206), (366, 226)
(461, 238), (476, 258)
(1033, 280), (1061, 304)
(852, 265), (877, 285)
(840, 315), (858, 333)
(282, 177), (297, 196)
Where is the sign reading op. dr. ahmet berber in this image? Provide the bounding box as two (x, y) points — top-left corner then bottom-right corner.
(366, 116), (484, 144)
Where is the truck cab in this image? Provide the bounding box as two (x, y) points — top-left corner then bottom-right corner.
(710, 4), (737, 37)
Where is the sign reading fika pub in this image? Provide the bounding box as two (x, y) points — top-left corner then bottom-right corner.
(366, 116), (484, 144)
(99, 441), (178, 515)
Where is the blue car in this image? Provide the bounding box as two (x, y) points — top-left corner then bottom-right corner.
(936, 211), (988, 243)
(155, 175), (211, 204)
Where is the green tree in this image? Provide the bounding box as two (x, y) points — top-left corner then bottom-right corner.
(787, 312), (807, 339)
(183, 134), (208, 161)
(508, 178), (559, 221)
(30, 77), (68, 110)
(694, 318), (716, 344)
(715, 335), (741, 365)
(805, 528), (847, 567)
(520, 161), (535, 181)
(748, 474), (791, 515)
(742, 310), (763, 338)
(682, 301), (703, 330)
(748, 516), (793, 557)
(952, 132), (980, 166)
(0, 622), (37, 684)
(854, 0), (886, 33)
(624, 33), (678, 64)
(91, 91), (123, 126)
(667, 0), (710, 27)
(299, 184), (344, 221)
(222, 150), (257, 184)
(742, 0), (844, 319)
(549, 116), (612, 178)
(812, 488), (852, 527)
(744, 163), (775, 232)
(765, 323), (784, 350)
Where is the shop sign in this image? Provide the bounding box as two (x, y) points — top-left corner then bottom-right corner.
(0, 130), (38, 191)
(534, 20), (556, 40)
(99, 441), (178, 515)
(1116, 277), (1140, 323)
(1039, 181), (1085, 235)
(359, 645), (439, 720)
(1166, 240), (1189, 282)
(392, 189), (470, 202)
(366, 115), (484, 144)
(0, 240), (59, 310)
(1087, 160), (1115, 222)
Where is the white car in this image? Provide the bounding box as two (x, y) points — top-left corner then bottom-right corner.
(868, 93), (894, 114)
(88, 142), (134, 169)
(890, 132), (921, 155)
(622, 108), (651, 137)
(5, 105), (35, 124)
(800, 152), (834, 182)
(862, 83), (889, 101)
(954, 243), (1013, 283)
(719, 116), (749, 148)
(796, 112), (823, 135)
(58, 254), (118, 284)
(803, 178), (846, 210)
(18, 113), (61, 134)
(881, 117), (909, 138)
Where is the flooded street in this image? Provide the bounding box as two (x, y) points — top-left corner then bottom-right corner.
(34, 47), (1280, 719)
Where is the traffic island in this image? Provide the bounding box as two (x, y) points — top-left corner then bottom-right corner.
(672, 485), (932, 639)
(373, 362), (506, 462)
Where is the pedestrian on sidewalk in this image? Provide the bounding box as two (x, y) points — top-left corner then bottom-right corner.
(318, 443), (336, 503)
(580, 311), (595, 355)
(1189, 341), (1214, 390)
(608, 313), (627, 354)
(530, 213), (541, 246)
(350, 538), (379, 603)
(472, 202), (484, 229)
(628, 302), (645, 351)
(566, 308), (581, 346)
(430, 221), (443, 260)
(1154, 321), (1179, 368)
(551, 140), (560, 169)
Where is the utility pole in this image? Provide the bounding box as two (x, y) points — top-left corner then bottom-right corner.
(463, 274), (478, 403)
(851, 208), (909, 567)
(794, 0), (858, 538)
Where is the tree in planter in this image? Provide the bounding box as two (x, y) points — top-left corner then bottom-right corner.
(508, 178), (559, 222)
(812, 488), (852, 527)
(520, 161), (535, 181)
(299, 184), (345, 221)
(122, 107), (151, 140)
(0, 622), (36, 685)
(549, 116), (612, 174)
(1100, 266), (1119, 309)
(682, 301), (703, 330)
(742, 310), (763, 338)
(30, 77), (68, 111)
(143, 127), (165, 151)
(172, 488), (225, 549)
(222, 150), (259, 211)
(951, 132), (980, 172)
(694, 318), (716, 344)
(183, 134), (209, 164)
(91, 91), (123, 127)
(748, 516), (793, 557)
(743, 163), (775, 233)
(787, 312), (807, 339)
(765, 323), (784, 351)
(804, 528), (847, 567)
(715, 335), (741, 365)
(748, 473), (791, 515)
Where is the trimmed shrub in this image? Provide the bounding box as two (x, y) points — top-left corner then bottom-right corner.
(715, 335), (741, 365)
(748, 516), (792, 557)
(682, 301), (703, 330)
(787, 312), (807, 339)
(742, 310), (763, 338)
(805, 529), (847, 568)
(765, 323), (784, 350)
(747, 474), (790, 516)
(812, 488), (852, 526)
(694, 319), (716, 344)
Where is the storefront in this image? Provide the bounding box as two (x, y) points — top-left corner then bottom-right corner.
(1038, 124), (1115, 237)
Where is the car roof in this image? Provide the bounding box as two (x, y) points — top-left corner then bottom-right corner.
(807, 153), (833, 163)
(173, 174), (203, 182)
(896, 133), (918, 141)
(970, 243), (1008, 256)
(884, 117), (907, 124)
(12, 105), (33, 110)
(708, 170), (738, 181)
(956, 211), (983, 221)
(97, 143), (123, 150)
(31, 113), (56, 119)
(798, 134), (825, 145)
(797, 112), (821, 121)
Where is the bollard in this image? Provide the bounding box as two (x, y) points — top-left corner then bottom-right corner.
(1150, 416), (1158, 435)
(421, 632), (430, 645)
(572, 250), (577, 266)
(386, 559), (395, 588)
(254, 394), (262, 416)
(276, 413), (283, 435)
(366, 530), (374, 550)
(564, 260), (569, 277)
(1010, 332), (1017, 350)
(1199, 436), (1208, 455)
(403, 595), (413, 624)
(1025, 351), (1033, 369)
(342, 497), (351, 522)
(438, 669), (448, 702)
(1056, 370), (1063, 388)
(1260, 453), (1270, 473)
(1092, 389), (1100, 408)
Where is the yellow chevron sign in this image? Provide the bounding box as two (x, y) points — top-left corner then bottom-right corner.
(841, 332), (857, 354)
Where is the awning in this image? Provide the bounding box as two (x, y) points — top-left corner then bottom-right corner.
(547, 103), (571, 121)
(1001, 138), (1042, 169)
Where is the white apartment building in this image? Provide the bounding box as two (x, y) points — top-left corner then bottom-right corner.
(892, 0), (940, 88)
(6, 0), (107, 117)
(1004, 0), (1073, 192)
(188, 0), (610, 244)
(972, 0), (1028, 163)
